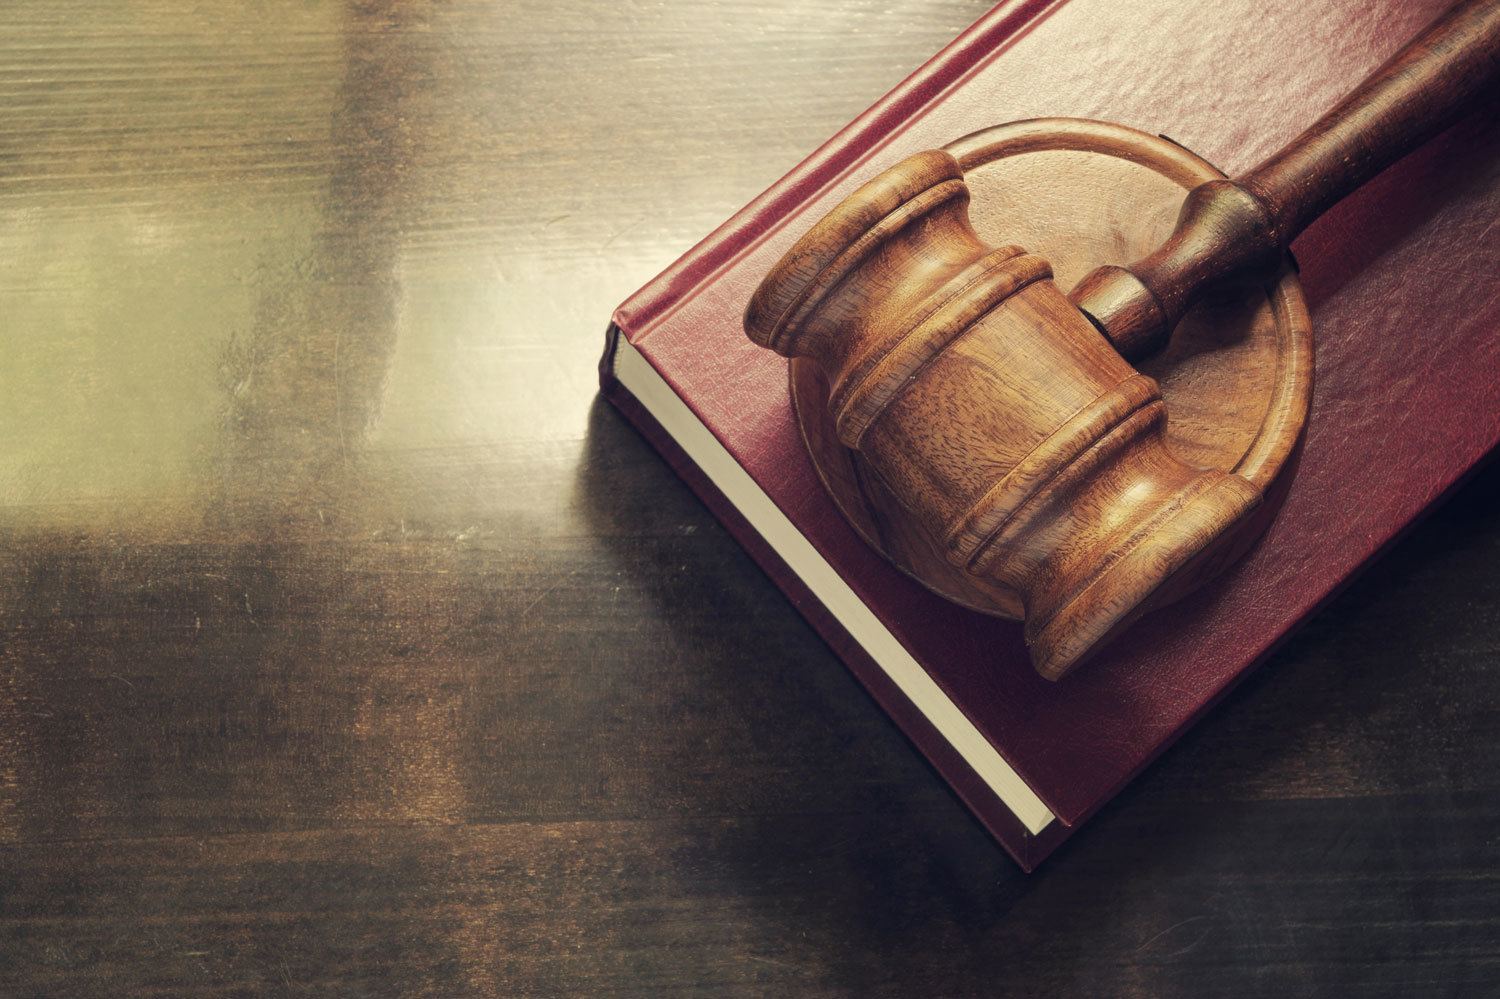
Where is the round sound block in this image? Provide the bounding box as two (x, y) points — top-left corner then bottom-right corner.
(791, 118), (1313, 618)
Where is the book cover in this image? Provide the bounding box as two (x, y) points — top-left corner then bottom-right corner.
(599, 0), (1500, 869)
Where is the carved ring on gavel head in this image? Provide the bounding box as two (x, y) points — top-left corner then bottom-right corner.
(744, 151), (1261, 680)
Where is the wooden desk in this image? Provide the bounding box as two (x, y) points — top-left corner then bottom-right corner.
(2, 2), (1496, 994)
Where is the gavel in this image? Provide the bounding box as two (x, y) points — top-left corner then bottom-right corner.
(744, 0), (1500, 680)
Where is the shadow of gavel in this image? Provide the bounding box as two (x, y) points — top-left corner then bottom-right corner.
(745, 0), (1500, 679)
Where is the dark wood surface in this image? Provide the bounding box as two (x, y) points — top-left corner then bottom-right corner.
(0, 2), (1496, 995)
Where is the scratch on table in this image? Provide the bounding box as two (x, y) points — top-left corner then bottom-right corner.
(1136, 915), (1211, 957)
(518, 570), (579, 618)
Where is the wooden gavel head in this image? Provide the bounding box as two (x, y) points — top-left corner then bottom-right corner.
(744, 150), (1261, 679)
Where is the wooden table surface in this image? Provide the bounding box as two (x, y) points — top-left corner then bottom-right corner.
(2, 2), (1497, 995)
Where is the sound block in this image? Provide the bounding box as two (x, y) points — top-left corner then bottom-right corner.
(791, 118), (1313, 618)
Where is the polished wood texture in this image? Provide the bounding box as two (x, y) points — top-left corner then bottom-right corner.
(746, 142), (1293, 679)
(2, 2), (1499, 995)
(749, 147), (1266, 679)
(1072, 0), (1500, 358)
(788, 120), (1311, 639)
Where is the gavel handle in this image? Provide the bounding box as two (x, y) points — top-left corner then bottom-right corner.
(1072, 0), (1500, 360)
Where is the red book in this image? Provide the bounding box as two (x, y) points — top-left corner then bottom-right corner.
(599, 0), (1500, 870)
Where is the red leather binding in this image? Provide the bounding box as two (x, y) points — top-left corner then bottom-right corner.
(601, 0), (1500, 869)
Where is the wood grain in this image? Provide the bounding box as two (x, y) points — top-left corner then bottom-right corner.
(1, 1), (1498, 995)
